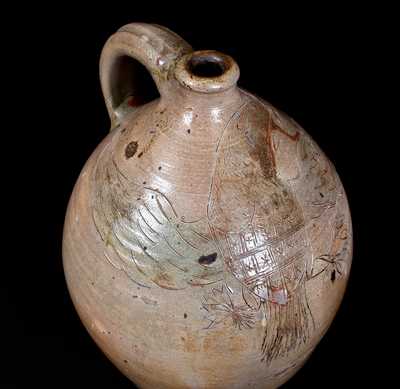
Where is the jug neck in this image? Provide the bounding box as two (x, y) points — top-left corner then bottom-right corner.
(163, 50), (243, 110)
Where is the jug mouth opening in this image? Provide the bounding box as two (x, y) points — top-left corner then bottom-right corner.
(174, 50), (240, 93)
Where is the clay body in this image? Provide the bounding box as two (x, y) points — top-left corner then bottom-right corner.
(63, 23), (352, 388)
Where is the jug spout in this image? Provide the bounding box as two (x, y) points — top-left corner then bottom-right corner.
(174, 50), (240, 94)
(164, 50), (243, 116)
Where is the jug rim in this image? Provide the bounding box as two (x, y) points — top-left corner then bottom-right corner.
(174, 50), (240, 93)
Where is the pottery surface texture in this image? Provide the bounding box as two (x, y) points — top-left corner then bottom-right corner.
(63, 23), (352, 388)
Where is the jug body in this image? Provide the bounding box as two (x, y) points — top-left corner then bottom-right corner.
(63, 23), (352, 388)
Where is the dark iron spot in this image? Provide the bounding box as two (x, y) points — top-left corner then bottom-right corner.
(158, 166), (162, 170)
(143, 246), (147, 251)
(143, 181), (146, 185)
(198, 252), (218, 265)
(124, 359), (128, 363)
(187, 129), (191, 134)
(125, 141), (138, 159)
(320, 192), (324, 198)
(138, 151), (143, 158)
(331, 270), (336, 283)
(184, 313), (187, 319)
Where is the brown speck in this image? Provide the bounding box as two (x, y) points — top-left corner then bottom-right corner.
(143, 181), (146, 185)
(138, 151), (143, 158)
(160, 108), (166, 114)
(331, 270), (336, 283)
(112, 276), (115, 280)
(143, 246), (147, 251)
(198, 252), (218, 265)
(158, 166), (162, 170)
(187, 129), (191, 134)
(320, 192), (324, 198)
(124, 359), (128, 363)
(121, 127), (127, 134)
(132, 295), (138, 299)
(91, 282), (94, 286)
(184, 313), (187, 319)
(125, 141), (138, 159)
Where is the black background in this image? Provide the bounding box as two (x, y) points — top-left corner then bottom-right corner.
(5, 5), (384, 388)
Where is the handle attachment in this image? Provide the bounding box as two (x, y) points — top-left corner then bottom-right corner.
(100, 23), (192, 127)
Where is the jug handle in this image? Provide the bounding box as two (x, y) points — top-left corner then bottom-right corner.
(100, 23), (192, 128)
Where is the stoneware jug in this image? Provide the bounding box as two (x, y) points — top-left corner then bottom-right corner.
(63, 23), (352, 388)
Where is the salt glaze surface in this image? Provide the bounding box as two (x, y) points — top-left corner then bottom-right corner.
(63, 23), (352, 388)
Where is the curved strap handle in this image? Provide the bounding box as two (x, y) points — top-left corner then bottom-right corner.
(100, 23), (192, 127)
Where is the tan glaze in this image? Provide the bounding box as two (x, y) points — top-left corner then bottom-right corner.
(63, 23), (352, 388)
